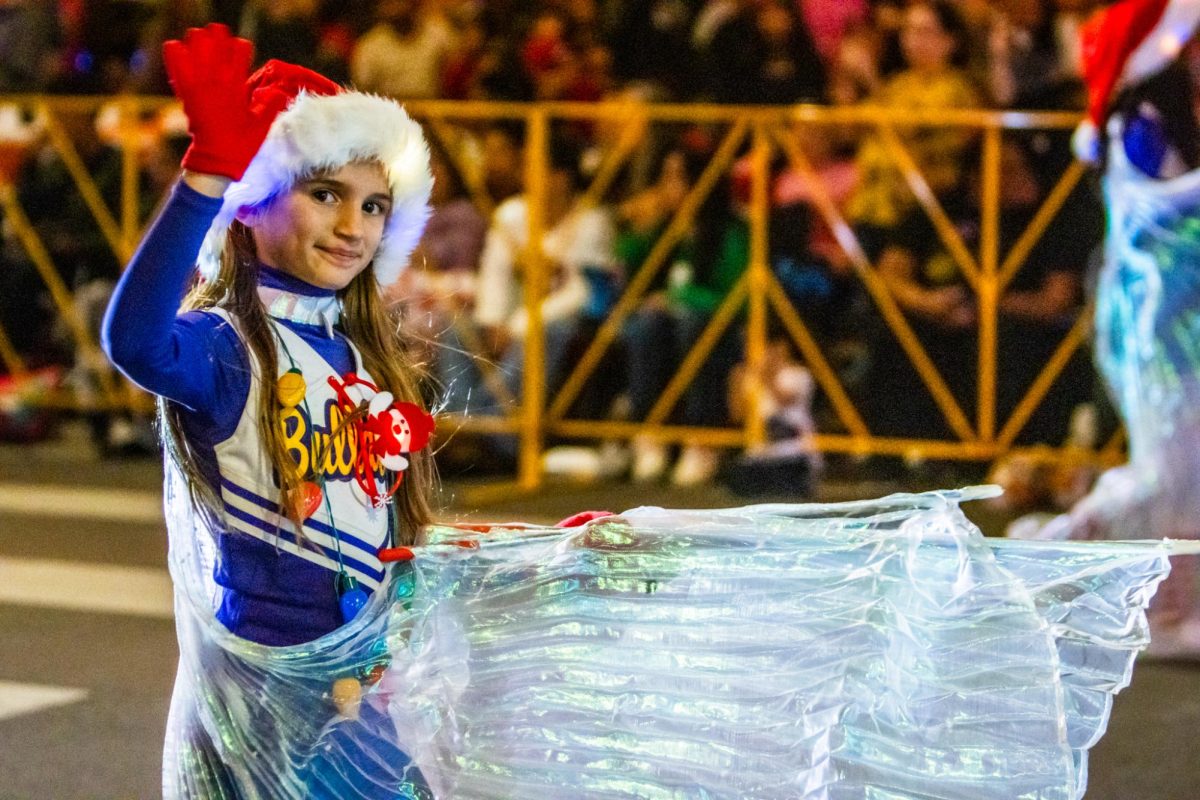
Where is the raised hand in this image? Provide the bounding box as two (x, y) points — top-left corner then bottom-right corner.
(162, 24), (292, 180)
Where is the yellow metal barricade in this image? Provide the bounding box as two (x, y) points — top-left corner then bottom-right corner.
(0, 95), (1119, 484)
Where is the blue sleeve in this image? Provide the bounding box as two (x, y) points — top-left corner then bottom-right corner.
(101, 181), (250, 435)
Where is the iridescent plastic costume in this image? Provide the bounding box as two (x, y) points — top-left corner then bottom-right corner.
(163, 469), (1181, 799)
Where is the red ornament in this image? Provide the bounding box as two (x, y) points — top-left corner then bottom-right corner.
(292, 481), (323, 520)
(325, 374), (436, 510)
(378, 546), (414, 563)
(362, 663), (387, 686)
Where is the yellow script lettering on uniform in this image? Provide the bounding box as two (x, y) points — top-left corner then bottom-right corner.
(327, 403), (357, 478)
(279, 401), (370, 482)
(280, 406), (310, 477)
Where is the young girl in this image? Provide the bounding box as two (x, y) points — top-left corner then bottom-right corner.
(102, 24), (437, 798)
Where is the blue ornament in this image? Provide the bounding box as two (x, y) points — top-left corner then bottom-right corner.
(339, 587), (368, 623)
(336, 573), (368, 623)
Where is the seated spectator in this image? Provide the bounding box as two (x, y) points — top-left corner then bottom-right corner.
(616, 147), (696, 266)
(994, 135), (1102, 445)
(608, 0), (698, 101)
(723, 334), (821, 497)
(828, 22), (883, 106)
(622, 169), (748, 486)
(441, 15), (488, 100)
(845, 0), (980, 260)
(701, 0), (827, 104)
(986, 0), (1083, 108)
(130, 0), (211, 95)
(442, 136), (617, 463)
(860, 135), (1101, 445)
(351, 0), (455, 99)
(520, 8), (571, 99)
(732, 125), (859, 341)
(612, 144), (698, 434)
(480, 120), (525, 203)
(0, 0), (63, 93)
(560, 42), (615, 103)
(515, 7), (611, 107)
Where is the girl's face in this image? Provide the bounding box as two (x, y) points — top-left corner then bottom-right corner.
(901, 4), (956, 73)
(248, 161), (392, 291)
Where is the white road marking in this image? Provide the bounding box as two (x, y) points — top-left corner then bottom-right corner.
(0, 680), (88, 721)
(0, 557), (173, 619)
(0, 483), (163, 524)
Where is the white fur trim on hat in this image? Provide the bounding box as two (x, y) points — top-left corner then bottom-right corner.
(196, 90), (433, 287)
(1124, 0), (1200, 86)
(1072, 119), (1101, 163)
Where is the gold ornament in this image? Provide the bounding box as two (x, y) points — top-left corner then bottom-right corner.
(277, 369), (306, 408)
(331, 677), (362, 720)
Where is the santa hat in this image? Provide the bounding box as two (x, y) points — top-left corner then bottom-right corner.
(1074, 0), (1200, 160)
(197, 61), (433, 287)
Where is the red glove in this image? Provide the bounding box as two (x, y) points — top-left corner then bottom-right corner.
(555, 511), (615, 528)
(162, 24), (292, 180)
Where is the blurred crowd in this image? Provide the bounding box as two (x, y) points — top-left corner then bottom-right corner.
(0, 0), (1144, 488)
(0, 0), (1101, 109)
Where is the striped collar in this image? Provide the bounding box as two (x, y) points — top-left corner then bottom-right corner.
(257, 285), (341, 336)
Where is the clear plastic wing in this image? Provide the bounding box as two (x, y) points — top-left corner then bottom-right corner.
(163, 475), (1173, 799)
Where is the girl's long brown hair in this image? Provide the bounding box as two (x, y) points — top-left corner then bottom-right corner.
(161, 214), (433, 548)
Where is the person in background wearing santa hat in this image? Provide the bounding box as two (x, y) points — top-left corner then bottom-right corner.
(1008, 0), (1200, 661)
(101, 23), (436, 797)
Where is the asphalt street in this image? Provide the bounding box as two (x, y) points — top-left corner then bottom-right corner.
(1, 422), (1197, 799)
